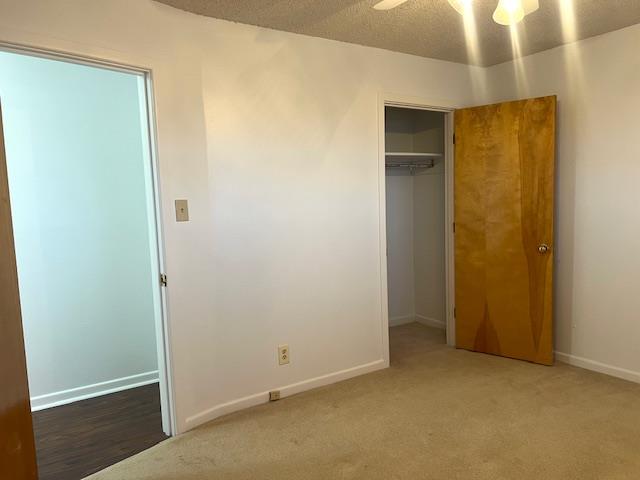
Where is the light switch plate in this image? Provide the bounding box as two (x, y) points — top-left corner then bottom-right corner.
(175, 199), (189, 222)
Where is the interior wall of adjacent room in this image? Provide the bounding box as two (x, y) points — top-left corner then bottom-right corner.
(486, 23), (640, 381)
(0, 0), (488, 432)
(0, 51), (159, 410)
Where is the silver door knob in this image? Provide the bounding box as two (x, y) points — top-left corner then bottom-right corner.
(538, 244), (550, 254)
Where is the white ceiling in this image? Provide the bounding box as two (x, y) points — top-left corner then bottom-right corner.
(154, 0), (640, 66)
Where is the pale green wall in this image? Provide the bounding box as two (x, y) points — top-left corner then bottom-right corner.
(0, 51), (159, 405)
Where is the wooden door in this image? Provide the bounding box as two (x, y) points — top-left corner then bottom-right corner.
(454, 96), (556, 365)
(0, 105), (39, 479)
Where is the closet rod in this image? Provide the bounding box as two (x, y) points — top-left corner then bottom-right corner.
(385, 162), (434, 168)
(385, 163), (434, 168)
(385, 160), (435, 175)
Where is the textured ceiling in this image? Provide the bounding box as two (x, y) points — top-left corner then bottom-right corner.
(154, 0), (640, 66)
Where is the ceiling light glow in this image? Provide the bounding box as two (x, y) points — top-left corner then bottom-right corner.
(447, 0), (474, 16)
(372, 0), (409, 11)
(493, 0), (525, 25)
(447, 0), (539, 26)
(493, 0), (539, 26)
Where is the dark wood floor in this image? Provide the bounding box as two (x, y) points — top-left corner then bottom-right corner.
(32, 384), (168, 480)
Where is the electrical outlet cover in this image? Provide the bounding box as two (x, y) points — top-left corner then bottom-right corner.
(269, 390), (281, 401)
(278, 345), (290, 365)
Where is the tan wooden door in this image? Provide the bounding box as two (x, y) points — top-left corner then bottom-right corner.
(0, 104), (39, 479)
(454, 96), (556, 365)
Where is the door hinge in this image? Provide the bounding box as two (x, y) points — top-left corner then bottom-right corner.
(160, 273), (167, 287)
(453, 222), (456, 233)
(454, 307), (456, 318)
(453, 132), (456, 145)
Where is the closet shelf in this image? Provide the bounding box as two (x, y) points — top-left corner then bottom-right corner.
(385, 152), (442, 173)
(385, 152), (442, 158)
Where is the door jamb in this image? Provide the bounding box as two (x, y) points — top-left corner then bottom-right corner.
(0, 41), (177, 436)
(378, 93), (457, 365)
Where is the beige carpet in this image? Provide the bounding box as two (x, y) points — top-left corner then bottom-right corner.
(88, 323), (640, 480)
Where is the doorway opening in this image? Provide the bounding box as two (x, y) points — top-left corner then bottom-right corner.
(382, 101), (454, 363)
(0, 47), (172, 479)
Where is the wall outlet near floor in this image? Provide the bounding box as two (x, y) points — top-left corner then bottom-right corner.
(269, 390), (281, 401)
(278, 345), (290, 365)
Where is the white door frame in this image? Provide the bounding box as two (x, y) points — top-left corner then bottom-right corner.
(0, 41), (176, 436)
(378, 93), (458, 365)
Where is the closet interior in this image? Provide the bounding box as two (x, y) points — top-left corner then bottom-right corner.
(385, 106), (447, 343)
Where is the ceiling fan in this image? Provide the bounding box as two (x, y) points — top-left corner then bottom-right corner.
(373, 0), (540, 26)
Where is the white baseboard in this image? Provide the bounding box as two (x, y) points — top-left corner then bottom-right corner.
(415, 314), (446, 330)
(30, 370), (160, 412)
(184, 359), (386, 431)
(555, 352), (640, 384)
(389, 315), (416, 327)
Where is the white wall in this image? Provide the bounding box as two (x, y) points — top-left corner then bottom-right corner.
(0, 51), (160, 410)
(0, 0), (484, 433)
(3, 0), (637, 437)
(486, 23), (640, 382)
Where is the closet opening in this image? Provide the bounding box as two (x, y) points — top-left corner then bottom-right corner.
(383, 103), (452, 363)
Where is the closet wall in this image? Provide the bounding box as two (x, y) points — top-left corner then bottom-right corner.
(386, 173), (415, 321)
(413, 161), (446, 328)
(385, 108), (446, 329)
